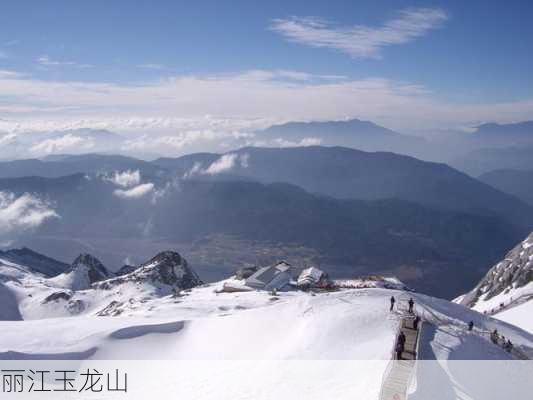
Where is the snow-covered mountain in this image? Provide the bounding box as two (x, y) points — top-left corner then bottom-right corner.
(0, 247), (69, 277)
(95, 250), (202, 292)
(0, 246), (532, 398)
(458, 232), (533, 332)
(50, 253), (113, 290)
(0, 249), (203, 319)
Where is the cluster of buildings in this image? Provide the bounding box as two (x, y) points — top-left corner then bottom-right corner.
(222, 261), (331, 293)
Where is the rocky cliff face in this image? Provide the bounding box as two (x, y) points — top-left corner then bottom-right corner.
(461, 232), (533, 308)
(72, 254), (112, 283)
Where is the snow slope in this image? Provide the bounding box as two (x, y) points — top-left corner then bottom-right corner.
(1, 249), (533, 399)
(493, 301), (533, 333)
(458, 232), (533, 332)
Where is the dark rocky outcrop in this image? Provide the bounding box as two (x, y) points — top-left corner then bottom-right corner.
(94, 251), (202, 291)
(462, 232), (533, 307)
(71, 254), (112, 285)
(43, 291), (73, 303)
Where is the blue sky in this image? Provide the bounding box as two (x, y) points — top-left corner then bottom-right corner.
(0, 0), (532, 135)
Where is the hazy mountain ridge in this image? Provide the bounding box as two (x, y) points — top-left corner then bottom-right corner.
(479, 169), (533, 206)
(452, 145), (533, 176)
(1, 145), (533, 297)
(0, 153), (165, 179)
(0, 172), (525, 297)
(167, 146), (533, 229)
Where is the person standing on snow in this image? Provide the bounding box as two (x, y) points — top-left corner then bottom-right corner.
(491, 329), (499, 344)
(468, 321), (474, 331)
(398, 331), (406, 346)
(390, 296), (396, 311)
(395, 340), (404, 360)
(413, 315), (421, 330)
(408, 298), (414, 314)
(396, 332), (406, 360)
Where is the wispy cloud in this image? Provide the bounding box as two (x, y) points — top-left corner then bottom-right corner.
(102, 169), (155, 200)
(271, 8), (448, 59)
(204, 153), (249, 174)
(114, 183), (154, 199)
(105, 170), (141, 188)
(182, 153), (250, 177)
(0, 192), (58, 236)
(0, 69), (25, 79)
(251, 137), (323, 148)
(137, 64), (168, 70)
(29, 133), (95, 155)
(37, 55), (92, 68)
(0, 68), (533, 137)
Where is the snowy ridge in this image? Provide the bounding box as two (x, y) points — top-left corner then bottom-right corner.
(0, 246), (532, 371)
(0, 247), (68, 277)
(458, 232), (533, 332)
(50, 253), (112, 290)
(94, 251), (202, 293)
(0, 249), (202, 320)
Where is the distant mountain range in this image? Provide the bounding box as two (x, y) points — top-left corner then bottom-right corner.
(2, 145), (533, 297)
(157, 146), (533, 229)
(452, 145), (533, 176)
(0, 170), (526, 298)
(0, 129), (125, 161)
(0, 153), (165, 179)
(470, 121), (533, 143)
(255, 118), (427, 156)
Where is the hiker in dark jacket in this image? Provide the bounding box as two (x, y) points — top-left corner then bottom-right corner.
(408, 298), (415, 314)
(490, 329), (499, 344)
(468, 321), (474, 331)
(390, 296), (396, 312)
(413, 316), (421, 330)
(395, 340), (404, 360)
(398, 331), (406, 346)
(396, 332), (406, 359)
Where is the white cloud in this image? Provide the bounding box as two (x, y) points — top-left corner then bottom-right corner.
(0, 69), (25, 79)
(121, 130), (254, 156)
(204, 154), (238, 174)
(37, 55), (92, 68)
(0, 192), (58, 235)
(105, 170), (141, 188)
(271, 8), (448, 59)
(103, 169), (156, 200)
(252, 137), (323, 148)
(113, 183), (155, 199)
(0, 68), (532, 135)
(137, 64), (168, 70)
(0, 132), (18, 147)
(204, 153), (249, 175)
(29, 133), (95, 155)
(183, 162), (204, 179)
